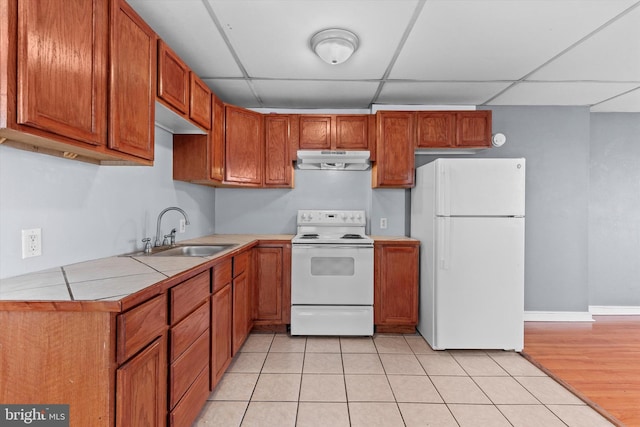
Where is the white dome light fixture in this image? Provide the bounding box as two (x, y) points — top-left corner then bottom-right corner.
(311, 28), (359, 65)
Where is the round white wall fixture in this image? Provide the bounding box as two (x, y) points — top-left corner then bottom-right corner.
(492, 133), (507, 147)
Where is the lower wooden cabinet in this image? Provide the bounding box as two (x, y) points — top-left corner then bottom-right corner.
(232, 250), (252, 355)
(374, 241), (419, 333)
(211, 259), (233, 389)
(252, 243), (291, 330)
(116, 335), (167, 427)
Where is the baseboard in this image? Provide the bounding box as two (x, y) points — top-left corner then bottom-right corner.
(589, 305), (640, 315)
(524, 311), (594, 322)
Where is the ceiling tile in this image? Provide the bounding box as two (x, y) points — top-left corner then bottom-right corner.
(207, 0), (418, 79)
(202, 79), (259, 106)
(488, 81), (640, 106)
(251, 80), (380, 109)
(377, 81), (512, 106)
(127, 0), (243, 77)
(390, 0), (638, 80)
(530, 6), (640, 81)
(590, 86), (640, 112)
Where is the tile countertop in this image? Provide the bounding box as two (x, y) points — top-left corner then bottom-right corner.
(0, 234), (417, 311)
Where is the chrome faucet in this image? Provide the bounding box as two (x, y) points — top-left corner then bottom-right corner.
(155, 207), (190, 247)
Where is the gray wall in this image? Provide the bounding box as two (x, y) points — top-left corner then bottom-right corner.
(0, 127), (216, 279)
(589, 113), (640, 306)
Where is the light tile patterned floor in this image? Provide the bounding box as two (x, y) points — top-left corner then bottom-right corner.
(194, 333), (614, 427)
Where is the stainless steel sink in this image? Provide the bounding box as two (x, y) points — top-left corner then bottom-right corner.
(150, 244), (237, 257)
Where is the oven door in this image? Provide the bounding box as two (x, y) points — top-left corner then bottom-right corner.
(291, 244), (373, 305)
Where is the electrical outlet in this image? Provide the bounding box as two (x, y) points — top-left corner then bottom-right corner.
(380, 218), (388, 229)
(179, 219), (186, 233)
(22, 228), (42, 258)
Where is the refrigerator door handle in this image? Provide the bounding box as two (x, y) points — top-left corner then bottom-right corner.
(438, 162), (449, 216)
(439, 217), (451, 270)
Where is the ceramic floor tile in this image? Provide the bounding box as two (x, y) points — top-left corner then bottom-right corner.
(547, 404), (617, 427)
(269, 334), (306, 352)
(210, 373), (259, 401)
(379, 353), (426, 375)
(373, 335), (413, 353)
(340, 337), (377, 353)
(194, 401), (248, 427)
(488, 352), (547, 376)
(417, 353), (467, 375)
(251, 373), (301, 401)
(261, 352), (304, 374)
(296, 402), (350, 427)
(240, 333), (274, 352)
(227, 352), (267, 373)
(342, 353), (384, 374)
(448, 404), (512, 427)
(398, 403), (458, 427)
(299, 374), (347, 402)
(305, 337), (341, 353)
(348, 402), (405, 427)
(345, 374), (395, 402)
(516, 376), (585, 404)
(303, 352), (343, 374)
(387, 375), (442, 403)
(430, 376), (491, 404)
(240, 401), (297, 427)
(404, 335), (437, 354)
(497, 404), (567, 427)
(452, 354), (510, 376)
(474, 376), (539, 404)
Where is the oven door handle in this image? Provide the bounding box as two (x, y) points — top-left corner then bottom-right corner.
(292, 244), (373, 250)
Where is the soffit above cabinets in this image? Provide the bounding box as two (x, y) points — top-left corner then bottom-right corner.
(128, 0), (640, 112)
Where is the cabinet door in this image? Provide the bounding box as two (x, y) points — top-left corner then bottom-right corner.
(225, 105), (263, 186)
(189, 72), (212, 130)
(373, 112), (415, 188)
(210, 94), (225, 182)
(116, 336), (167, 427)
(16, 0), (108, 146)
(335, 115), (369, 150)
(253, 246), (284, 323)
(109, 0), (156, 160)
(374, 244), (419, 329)
(232, 271), (251, 355)
(264, 115), (293, 187)
(157, 40), (189, 114)
(211, 284), (232, 389)
(299, 115), (331, 149)
(416, 112), (455, 148)
(456, 111), (491, 147)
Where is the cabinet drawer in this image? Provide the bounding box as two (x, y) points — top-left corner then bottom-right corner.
(170, 270), (210, 324)
(213, 259), (232, 293)
(169, 367), (209, 427)
(233, 251), (249, 278)
(117, 294), (167, 364)
(169, 329), (209, 408)
(170, 301), (210, 362)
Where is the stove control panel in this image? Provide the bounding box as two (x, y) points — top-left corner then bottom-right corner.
(297, 210), (366, 226)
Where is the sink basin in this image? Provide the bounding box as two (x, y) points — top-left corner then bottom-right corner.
(151, 244), (237, 257)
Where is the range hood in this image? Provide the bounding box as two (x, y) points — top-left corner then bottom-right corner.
(296, 150), (370, 170)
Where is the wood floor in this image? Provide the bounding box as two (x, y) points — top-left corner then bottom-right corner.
(523, 316), (640, 427)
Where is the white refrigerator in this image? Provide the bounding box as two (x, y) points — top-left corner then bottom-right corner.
(411, 158), (525, 351)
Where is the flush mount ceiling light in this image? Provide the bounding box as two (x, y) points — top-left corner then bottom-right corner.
(310, 28), (359, 65)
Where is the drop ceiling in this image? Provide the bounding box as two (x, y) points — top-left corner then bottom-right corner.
(128, 0), (640, 112)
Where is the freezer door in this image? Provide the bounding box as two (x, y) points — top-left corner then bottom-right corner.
(435, 158), (525, 217)
(433, 216), (524, 350)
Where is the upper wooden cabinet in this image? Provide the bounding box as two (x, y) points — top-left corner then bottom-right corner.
(224, 105), (264, 186)
(109, 0), (156, 161)
(416, 111), (491, 148)
(157, 40), (212, 131)
(0, 0), (155, 165)
(372, 111), (415, 188)
(264, 114), (294, 188)
(298, 114), (371, 151)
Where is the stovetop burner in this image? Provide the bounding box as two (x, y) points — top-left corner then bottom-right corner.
(300, 233), (319, 239)
(342, 234), (364, 239)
